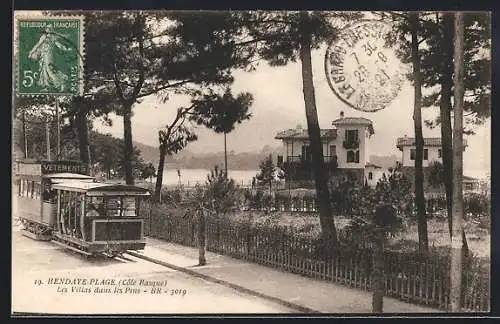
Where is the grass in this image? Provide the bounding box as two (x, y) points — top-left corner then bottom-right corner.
(145, 197), (490, 262)
(208, 209), (491, 261)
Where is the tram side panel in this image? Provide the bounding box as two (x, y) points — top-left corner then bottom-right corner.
(17, 196), (43, 224)
(16, 177), (44, 225)
(18, 179), (58, 226)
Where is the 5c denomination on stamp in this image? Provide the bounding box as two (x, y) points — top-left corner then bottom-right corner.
(14, 13), (84, 97)
(325, 19), (407, 113)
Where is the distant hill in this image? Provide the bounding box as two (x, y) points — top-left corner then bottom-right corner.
(369, 154), (399, 169)
(133, 141), (159, 164)
(135, 140), (399, 171)
(133, 140), (282, 170)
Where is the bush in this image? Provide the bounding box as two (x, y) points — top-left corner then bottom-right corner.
(464, 193), (490, 217)
(337, 165), (413, 245)
(159, 187), (185, 205)
(205, 166), (240, 216)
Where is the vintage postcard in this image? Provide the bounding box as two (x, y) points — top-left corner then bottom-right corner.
(11, 10), (491, 316)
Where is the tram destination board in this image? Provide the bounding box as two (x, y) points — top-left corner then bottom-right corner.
(41, 160), (90, 175)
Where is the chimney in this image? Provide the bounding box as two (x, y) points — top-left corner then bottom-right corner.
(340, 111), (344, 118)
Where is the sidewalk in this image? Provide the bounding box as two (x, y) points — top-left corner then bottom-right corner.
(128, 237), (442, 314)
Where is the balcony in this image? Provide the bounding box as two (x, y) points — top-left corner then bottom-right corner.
(280, 155), (338, 177)
(284, 155), (337, 164)
(278, 155), (338, 181)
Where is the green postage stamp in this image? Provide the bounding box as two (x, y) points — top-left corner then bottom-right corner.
(14, 13), (84, 97)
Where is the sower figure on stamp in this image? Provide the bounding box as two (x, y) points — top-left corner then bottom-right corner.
(28, 25), (72, 93)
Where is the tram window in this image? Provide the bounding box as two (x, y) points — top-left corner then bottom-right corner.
(25, 180), (32, 198)
(106, 197), (122, 217)
(122, 197), (136, 216)
(18, 180), (22, 197)
(85, 197), (105, 217)
(30, 181), (35, 199)
(34, 182), (41, 200)
(42, 183), (56, 203)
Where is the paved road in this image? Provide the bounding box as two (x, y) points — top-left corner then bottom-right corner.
(12, 225), (293, 315)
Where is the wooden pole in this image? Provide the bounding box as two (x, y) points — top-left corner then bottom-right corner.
(224, 132), (228, 176)
(198, 203), (207, 266)
(450, 11), (465, 312)
(22, 110), (28, 159)
(45, 116), (51, 160)
(55, 97), (61, 160)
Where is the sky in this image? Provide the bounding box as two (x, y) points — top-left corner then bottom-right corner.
(93, 44), (491, 179)
(13, 10), (489, 179)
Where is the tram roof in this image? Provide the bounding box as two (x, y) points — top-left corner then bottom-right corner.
(43, 173), (95, 180)
(51, 180), (150, 196)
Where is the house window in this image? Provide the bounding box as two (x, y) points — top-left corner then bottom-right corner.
(438, 149), (442, 158)
(301, 145), (311, 162)
(345, 129), (359, 142)
(410, 148), (429, 160)
(347, 150), (360, 163)
(368, 172), (373, 180)
(277, 155), (283, 166)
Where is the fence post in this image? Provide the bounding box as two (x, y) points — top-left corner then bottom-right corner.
(198, 208), (206, 266)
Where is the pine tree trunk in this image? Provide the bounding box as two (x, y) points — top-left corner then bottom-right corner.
(450, 12), (465, 312)
(410, 13), (429, 254)
(441, 13), (469, 257)
(441, 12), (454, 241)
(123, 105), (134, 185)
(372, 227), (385, 313)
(154, 146), (166, 202)
(298, 13), (338, 246)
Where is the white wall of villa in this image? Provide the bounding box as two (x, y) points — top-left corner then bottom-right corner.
(400, 145), (441, 167)
(364, 166), (387, 187)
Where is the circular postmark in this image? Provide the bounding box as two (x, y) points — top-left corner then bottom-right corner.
(325, 19), (408, 112)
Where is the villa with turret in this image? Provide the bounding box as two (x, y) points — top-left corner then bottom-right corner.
(275, 111), (382, 185)
(274, 112), (483, 193)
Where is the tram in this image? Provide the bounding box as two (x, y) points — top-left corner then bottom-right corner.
(15, 159), (150, 257)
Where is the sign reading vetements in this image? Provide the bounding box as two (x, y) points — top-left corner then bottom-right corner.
(324, 20), (408, 113)
(41, 160), (89, 175)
